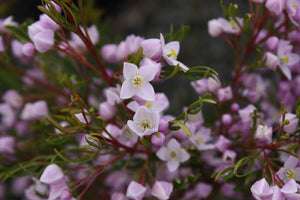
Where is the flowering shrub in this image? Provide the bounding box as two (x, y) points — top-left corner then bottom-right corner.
(0, 0), (300, 199)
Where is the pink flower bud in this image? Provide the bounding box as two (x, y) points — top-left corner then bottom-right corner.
(40, 164), (64, 184)
(116, 41), (129, 61)
(141, 38), (162, 60)
(28, 22), (44, 41)
(126, 181), (147, 200)
(151, 181), (173, 200)
(158, 118), (169, 133)
(39, 14), (60, 31)
(266, 36), (279, 50)
(280, 113), (299, 133)
(222, 113), (232, 125)
(208, 19), (223, 37)
(231, 103), (240, 112)
(191, 79), (208, 94)
(32, 30), (55, 53)
(207, 77), (221, 93)
(101, 44), (118, 64)
(11, 40), (23, 58)
(255, 124), (273, 144)
(222, 150), (237, 163)
(266, 0), (286, 15)
(22, 42), (35, 57)
(99, 101), (116, 121)
(47, 1), (62, 13)
(151, 132), (165, 147)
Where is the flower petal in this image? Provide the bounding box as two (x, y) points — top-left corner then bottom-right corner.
(120, 80), (135, 100)
(139, 66), (158, 82)
(123, 62), (138, 80)
(136, 82), (155, 101)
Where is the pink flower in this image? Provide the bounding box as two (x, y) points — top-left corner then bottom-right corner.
(156, 138), (190, 172)
(127, 106), (159, 137)
(279, 113), (299, 133)
(277, 156), (300, 182)
(21, 100), (48, 120)
(254, 124), (273, 144)
(160, 33), (189, 72)
(208, 18), (223, 37)
(22, 42), (36, 57)
(120, 62), (158, 101)
(101, 44), (118, 64)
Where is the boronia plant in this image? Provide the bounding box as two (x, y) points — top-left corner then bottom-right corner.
(0, 0), (300, 199)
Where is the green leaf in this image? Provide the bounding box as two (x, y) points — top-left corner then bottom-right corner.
(186, 66), (218, 81)
(169, 120), (191, 136)
(5, 26), (30, 42)
(132, 47), (143, 65)
(234, 156), (255, 177)
(211, 166), (234, 181)
(159, 64), (180, 80)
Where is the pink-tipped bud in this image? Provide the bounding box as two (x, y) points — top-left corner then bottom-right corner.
(141, 38), (162, 60)
(40, 164), (64, 184)
(126, 181), (147, 200)
(32, 30), (55, 53)
(101, 44), (118, 64)
(47, 1), (62, 13)
(151, 181), (173, 200)
(99, 101), (116, 121)
(151, 132), (165, 147)
(22, 43), (35, 57)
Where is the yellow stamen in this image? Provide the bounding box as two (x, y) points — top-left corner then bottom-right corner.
(139, 119), (152, 131)
(195, 135), (204, 145)
(229, 20), (238, 29)
(167, 49), (177, 59)
(145, 102), (153, 109)
(169, 151), (177, 159)
(286, 169), (297, 180)
(132, 76), (144, 88)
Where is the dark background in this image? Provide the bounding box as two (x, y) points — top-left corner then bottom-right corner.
(0, 0), (248, 114)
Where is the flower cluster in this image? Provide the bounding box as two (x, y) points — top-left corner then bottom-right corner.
(0, 0), (300, 199)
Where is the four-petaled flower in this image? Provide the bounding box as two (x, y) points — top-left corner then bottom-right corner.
(127, 106), (159, 137)
(120, 62), (158, 101)
(156, 138), (190, 172)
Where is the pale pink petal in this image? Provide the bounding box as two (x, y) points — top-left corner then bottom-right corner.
(133, 106), (151, 122)
(284, 156), (298, 169)
(167, 138), (181, 149)
(179, 149), (190, 162)
(136, 82), (155, 101)
(127, 120), (143, 137)
(165, 41), (179, 55)
(288, 53), (300, 66)
(120, 80), (135, 99)
(139, 66), (158, 82)
(167, 160), (179, 172)
(281, 179), (298, 193)
(40, 164), (64, 184)
(123, 62), (138, 80)
(127, 101), (140, 112)
(156, 147), (167, 161)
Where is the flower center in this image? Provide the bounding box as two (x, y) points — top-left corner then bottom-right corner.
(145, 102), (153, 109)
(229, 20), (238, 29)
(281, 56), (289, 65)
(167, 49), (177, 59)
(169, 151), (177, 159)
(132, 76), (144, 88)
(285, 169), (297, 180)
(195, 135), (205, 145)
(293, 2), (297, 10)
(139, 119), (152, 132)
